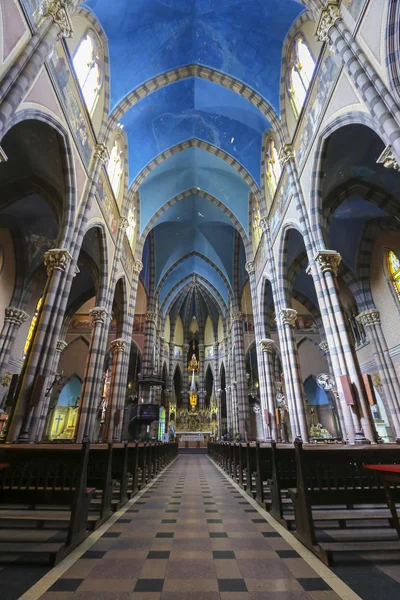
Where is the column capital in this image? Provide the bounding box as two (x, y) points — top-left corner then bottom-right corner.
(260, 217), (269, 233)
(319, 341), (329, 355)
(169, 341), (175, 349)
(356, 309), (381, 327)
(183, 343), (190, 352)
(316, 1), (340, 43)
(89, 306), (108, 324)
(377, 145), (400, 172)
(231, 312), (244, 323)
(278, 143), (295, 166)
(56, 339), (67, 353)
(94, 142), (109, 164)
(198, 343), (205, 351)
(4, 307), (29, 325)
(280, 308), (297, 327)
(111, 337), (127, 353)
(46, 1), (74, 39)
(43, 248), (72, 276)
(0, 145), (8, 163)
(260, 338), (275, 354)
(314, 249), (342, 276)
(145, 312), (157, 323)
(245, 261), (255, 274)
(119, 217), (129, 232)
(133, 260), (143, 275)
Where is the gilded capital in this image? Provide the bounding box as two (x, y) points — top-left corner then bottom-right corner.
(245, 261), (255, 275)
(280, 308), (297, 327)
(314, 250), (341, 276)
(94, 142), (110, 164)
(231, 312), (244, 323)
(43, 248), (72, 276)
(377, 146), (400, 172)
(46, 1), (74, 39)
(145, 312), (157, 323)
(133, 260), (143, 275)
(316, 1), (340, 43)
(56, 339), (68, 353)
(356, 309), (380, 327)
(4, 307), (29, 325)
(260, 338), (275, 354)
(89, 306), (108, 324)
(278, 144), (295, 166)
(111, 337), (127, 353)
(319, 341), (329, 355)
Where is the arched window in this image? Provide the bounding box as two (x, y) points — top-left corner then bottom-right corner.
(158, 406), (166, 440)
(266, 138), (282, 197)
(126, 205), (136, 249)
(287, 35), (315, 118)
(107, 137), (124, 198)
(73, 29), (102, 116)
(388, 250), (400, 301)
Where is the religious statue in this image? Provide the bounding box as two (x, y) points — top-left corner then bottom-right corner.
(188, 353), (199, 409)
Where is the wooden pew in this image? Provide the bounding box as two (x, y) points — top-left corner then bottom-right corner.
(268, 443), (296, 526)
(0, 443), (94, 565)
(289, 441), (400, 565)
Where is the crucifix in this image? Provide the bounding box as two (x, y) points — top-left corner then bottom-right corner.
(54, 414), (64, 433)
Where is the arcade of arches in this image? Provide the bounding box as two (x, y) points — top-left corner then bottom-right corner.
(2, 1), (400, 598)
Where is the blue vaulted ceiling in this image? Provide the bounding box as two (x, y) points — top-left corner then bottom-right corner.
(84, 0), (303, 111)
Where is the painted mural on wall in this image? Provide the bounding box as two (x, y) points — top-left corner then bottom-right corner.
(121, 236), (135, 280)
(270, 186), (292, 242)
(174, 346), (183, 360)
(295, 51), (339, 169)
(132, 315), (145, 334)
(342, 0), (365, 20)
(97, 176), (118, 238)
(254, 232), (267, 285)
(48, 45), (93, 167)
(205, 345), (214, 360)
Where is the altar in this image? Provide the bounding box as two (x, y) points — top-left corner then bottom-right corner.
(176, 432), (213, 443)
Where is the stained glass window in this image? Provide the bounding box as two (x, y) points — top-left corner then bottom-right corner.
(158, 406), (166, 440)
(23, 296), (43, 359)
(107, 137), (124, 198)
(266, 139), (282, 197)
(388, 250), (400, 300)
(287, 36), (315, 118)
(73, 30), (102, 116)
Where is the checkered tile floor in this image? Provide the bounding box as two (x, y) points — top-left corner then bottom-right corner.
(38, 456), (343, 600)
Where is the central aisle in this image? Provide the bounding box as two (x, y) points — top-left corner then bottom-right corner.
(40, 455), (342, 599)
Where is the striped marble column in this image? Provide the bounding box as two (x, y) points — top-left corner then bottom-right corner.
(259, 339), (278, 442)
(182, 344), (190, 408)
(316, 2), (400, 162)
(198, 343), (205, 408)
(105, 338), (127, 442)
(231, 312), (250, 441)
(75, 306), (109, 442)
(0, 307), (29, 377)
(357, 309), (400, 441)
(168, 341), (175, 399)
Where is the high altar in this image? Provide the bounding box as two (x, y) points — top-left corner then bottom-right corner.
(169, 353), (218, 442)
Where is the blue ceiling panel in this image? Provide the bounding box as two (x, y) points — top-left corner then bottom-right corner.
(84, 0), (303, 111)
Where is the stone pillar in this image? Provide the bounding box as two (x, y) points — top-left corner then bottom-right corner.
(139, 311), (157, 403)
(198, 343), (205, 408)
(357, 309), (400, 441)
(6, 248), (73, 443)
(168, 341), (175, 400)
(150, 385), (162, 440)
(279, 308), (309, 441)
(0, 2), (74, 138)
(0, 307), (29, 376)
(213, 341), (221, 436)
(36, 338), (68, 441)
(75, 307), (109, 442)
(316, 1), (400, 163)
(231, 312), (250, 440)
(105, 338), (127, 442)
(260, 339), (278, 442)
(182, 343), (190, 408)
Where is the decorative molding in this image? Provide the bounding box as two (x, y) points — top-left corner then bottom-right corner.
(56, 340), (67, 353)
(94, 143), (110, 164)
(183, 344), (190, 352)
(280, 308), (297, 327)
(45, 1), (74, 39)
(73, 264), (80, 278)
(314, 250), (342, 276)
(169, 341), (175, 349)
(0, 146), (8, 163)
(377, 145), (400, 172)
(278, 143), (295, 166)
(245, 261), (255, 274)
(259, 217), (269, 233)
(319, 341), (329, 355)
(145, 312), (157, 323)
(119, 217), (129, 232)
(111, 337), (127, 353)
(4, 307), (29, 325)
(231, 312), (244, 323)
(43, 248), (72, 276)
(316, 1), (340, 43)
(133, 260), (143, 275)
(198, 344), (205, 351)
(260, 338), (275, 354)
(356, 309), (381, 327)
(89, 306), (108, 324)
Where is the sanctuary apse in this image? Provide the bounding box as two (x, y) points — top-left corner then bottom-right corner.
(0, 0), (400, 451)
